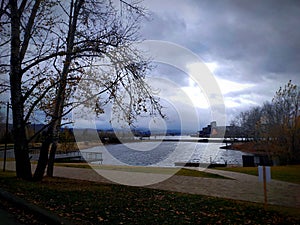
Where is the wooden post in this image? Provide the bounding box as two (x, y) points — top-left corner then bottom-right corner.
(258, 165), (270, 210)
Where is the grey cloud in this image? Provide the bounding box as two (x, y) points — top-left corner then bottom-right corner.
(142, 0), (300, 76)
(195, 0), (300, 76)
(139, 0), (300, 125)
(141, 12), (187, 41)
(149, 63), (191, 88)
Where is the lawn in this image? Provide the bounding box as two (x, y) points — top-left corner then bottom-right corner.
(215, 165), (300, 184)
(0, 171), (299, 224)
(55, 163), (229, 179)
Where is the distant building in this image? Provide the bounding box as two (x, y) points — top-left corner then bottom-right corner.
(198, 121), (242, 138)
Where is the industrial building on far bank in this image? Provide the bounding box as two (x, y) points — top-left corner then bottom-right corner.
(198, 121), (242, 138)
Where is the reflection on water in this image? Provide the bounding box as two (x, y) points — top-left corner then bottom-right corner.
(81, 141), (252, 167)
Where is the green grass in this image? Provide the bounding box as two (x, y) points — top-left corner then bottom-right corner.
(0, 171), (299, 224)
(215, 165), (300, 184)
(174, 168), (229, 179)
(55, 163), (229, 179)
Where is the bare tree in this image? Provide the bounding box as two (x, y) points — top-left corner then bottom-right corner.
(2, 0), (163, 180)
(33, 0), (161, 180)
(272, 80), (300, 163)
(3, 0), (59, 180)
(233, 106), (262, 141)
(231, 80), (300, 164)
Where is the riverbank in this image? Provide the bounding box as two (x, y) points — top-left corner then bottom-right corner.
(226, 141), (274, 155)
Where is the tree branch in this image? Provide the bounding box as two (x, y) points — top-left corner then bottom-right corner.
(24, 79), (60, 123)
(18, 0), (28, 15)
(19, 0), (42, 62)
(22, 77), (46, 103)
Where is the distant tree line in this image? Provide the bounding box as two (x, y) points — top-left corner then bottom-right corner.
(0, 125), (143, 145)
(231, 80), (300, 164)
(0, 125), (72, 145)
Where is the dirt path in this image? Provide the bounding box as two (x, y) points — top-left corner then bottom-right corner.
(51, 165), (300, 208)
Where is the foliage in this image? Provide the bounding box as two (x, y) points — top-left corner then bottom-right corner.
(57, 127), (76, 153)
(232, 80), (300, 164)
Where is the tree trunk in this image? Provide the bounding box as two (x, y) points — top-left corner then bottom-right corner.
(32, 135), (51, 181)
(46, 118), (60, 177)
(33, 120), (56, 180)
(46, 140), (58, 177)
(46, 0), (85, 177)
(9, 0), (32, 180)
(12, 123), (32, 180)
(10, 72), (32, 180)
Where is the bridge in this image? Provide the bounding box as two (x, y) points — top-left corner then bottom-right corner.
(0, 149), (103, 164)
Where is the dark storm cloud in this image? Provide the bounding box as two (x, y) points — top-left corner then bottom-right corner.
(142, 12), (187, 41)
(196, 0), (300, 79)
(139, 0), (300, 124)
(142, 0), (300, 80)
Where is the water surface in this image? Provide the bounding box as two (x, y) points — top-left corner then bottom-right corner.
(81, 140), (252, 167)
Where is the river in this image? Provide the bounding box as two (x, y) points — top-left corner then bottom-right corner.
(81, 137), (252, 167)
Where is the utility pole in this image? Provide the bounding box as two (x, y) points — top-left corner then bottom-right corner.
(3, 102), (9, 172)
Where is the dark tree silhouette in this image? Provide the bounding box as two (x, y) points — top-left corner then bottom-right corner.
(1, 0), (163, 180)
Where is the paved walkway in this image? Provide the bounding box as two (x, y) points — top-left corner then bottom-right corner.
(1, 161), (300, 208)
(52, 166), (300, 208)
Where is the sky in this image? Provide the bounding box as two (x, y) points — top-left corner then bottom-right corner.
(3, 0), (300, 133)
(119, 0), (300, 132)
